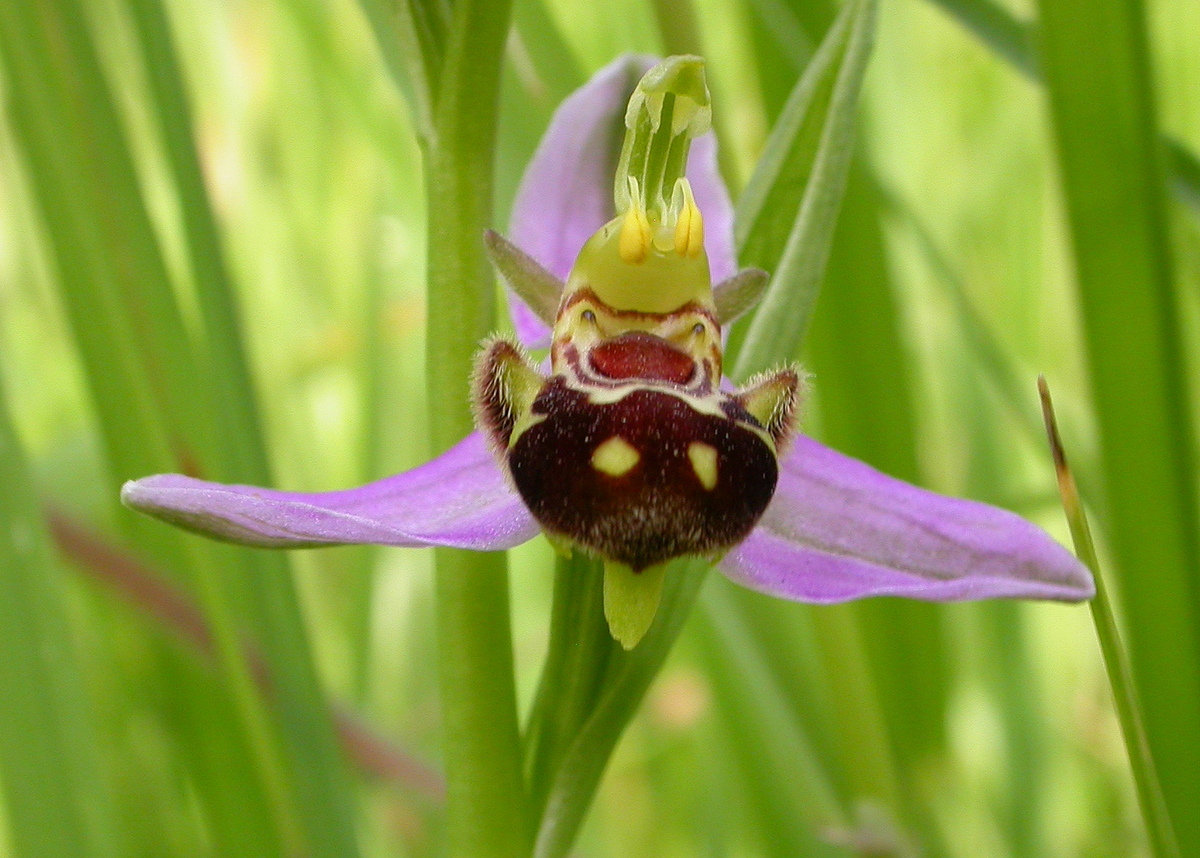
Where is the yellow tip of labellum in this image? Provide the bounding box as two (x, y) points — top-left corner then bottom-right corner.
(603, 560), (667, 649)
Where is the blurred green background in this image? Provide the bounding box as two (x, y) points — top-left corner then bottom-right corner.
(1, 0), (1198, 855)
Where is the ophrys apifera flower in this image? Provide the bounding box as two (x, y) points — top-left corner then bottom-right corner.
(122, 56), (1093, 650)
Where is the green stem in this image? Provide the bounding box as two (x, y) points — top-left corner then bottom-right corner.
(423, 0), (526, 854)
(530, 559), (710, 857)
(524, 555), (616, 824)
(432, 549), (527, 854)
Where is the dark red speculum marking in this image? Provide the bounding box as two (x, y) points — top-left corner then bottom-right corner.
(507, 377), (778, 571)
(588, 332), (696, 385)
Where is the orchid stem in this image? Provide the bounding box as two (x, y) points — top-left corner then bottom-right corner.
(423, 0), (527, 854)
(524, 554), (615, 826)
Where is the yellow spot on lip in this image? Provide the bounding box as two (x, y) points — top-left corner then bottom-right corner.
(592, 436), (641, 477)
(688, 442), (718, 490)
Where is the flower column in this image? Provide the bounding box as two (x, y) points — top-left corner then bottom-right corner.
(423, 1), (528, 855)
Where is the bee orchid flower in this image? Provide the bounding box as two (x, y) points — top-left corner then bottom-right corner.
(122, 56), (1093, 650)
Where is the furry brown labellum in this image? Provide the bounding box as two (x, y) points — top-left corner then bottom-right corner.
(474, 55), (802, 648)
(473, 217), (801, 650)
(475, 314), (800, 571)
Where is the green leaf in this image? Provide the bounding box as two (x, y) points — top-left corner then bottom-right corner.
(0, 1), (361, 853)
(0, 379), (121, 858)
(524, 553), (618, 828)
(122, 7), (364, 851)
(355, 0), (446, 143)
(925, 0), (1200, 217)
(697, 581), (850, 857)
(1036, 0), (1200, 848)
(1039, 379), (1181, 858)
(924, 0), (1040, 78)
(731, 0), (879, 381)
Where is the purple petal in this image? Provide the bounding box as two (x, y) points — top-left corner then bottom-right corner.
(719, 436), (1094, 603)
(121, 432), (539, 551)
(510, 56), (644, 290)
(507, 55), (738, 348)
(687, 131), (736, 283)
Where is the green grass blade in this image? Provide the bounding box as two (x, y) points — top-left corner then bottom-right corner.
(124, 0), (262, 484)
(879, 187), (1047, 445)
(123, 4), (363, 851)
(1035, 0), (1200, 848)
(807, 165), (921, 482)
(0, 7), (273, 823)
(734, 0), (859, 279)
(355, 0), (441, 142)
(746, 2), (949, 836)
(744, 0), (814, 119)
(881, 184), (1108, 517)
(977, 601), (1049, 857)
(495, 0), (586, 228)
(925, 0), (1200, 216)
(732, 0), (878, 381)
(511, 0), (585, 105)
(0, 2), (190, 490)
(1167, 137), (1200, 221)
(698, 582), (849, 857)
(807, 166), (950, 790)
(48, 510), (446, 799)
(1039, 378), (1181, 858)
(925, 0), (1040, 77)
(0, 379), (121, 858)
(0, 2), (360, 853)
(805, 603), (901, 810)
